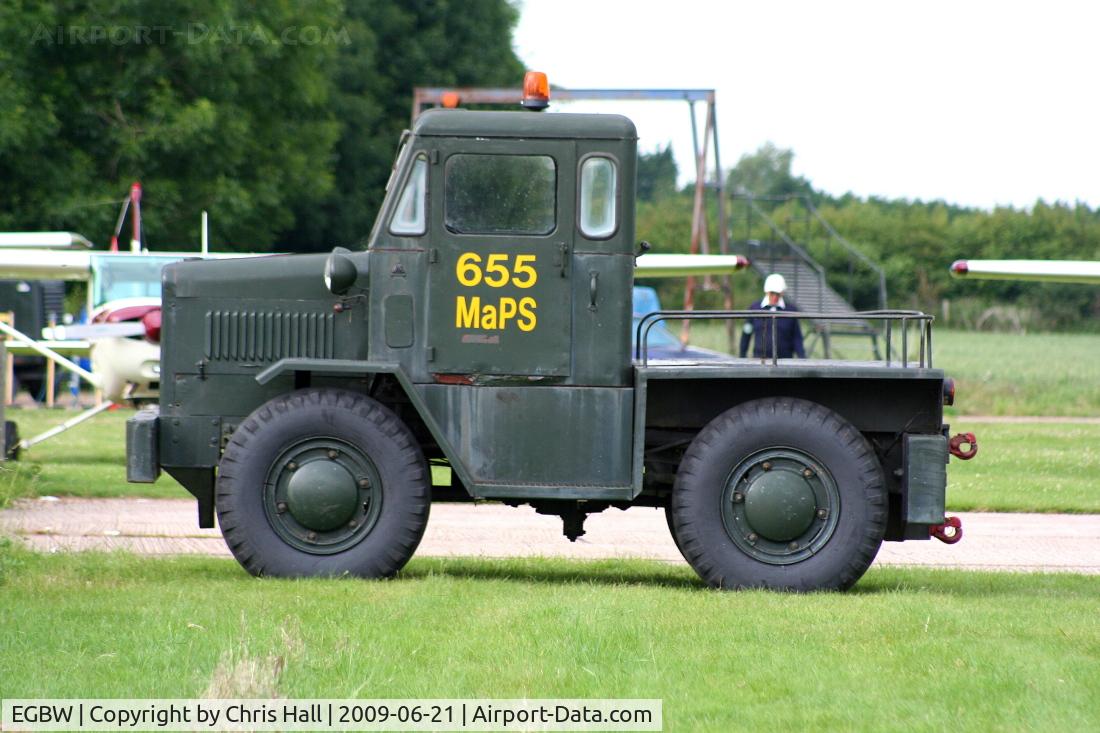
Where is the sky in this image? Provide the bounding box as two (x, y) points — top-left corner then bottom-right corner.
(513, 0), (1100, 210)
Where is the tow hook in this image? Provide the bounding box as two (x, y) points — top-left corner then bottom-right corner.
(949, 432), (977, 460)
(930, 516), (963, 544)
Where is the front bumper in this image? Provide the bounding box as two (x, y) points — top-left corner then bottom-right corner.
(126, 406), (160, 483)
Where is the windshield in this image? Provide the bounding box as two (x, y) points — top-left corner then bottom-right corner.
(90, 255), (188, 307)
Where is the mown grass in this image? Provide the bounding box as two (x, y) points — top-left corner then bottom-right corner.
(937, 330), (1100, 417)
(3, 408), (1099, 514)
(2, 408), (187, 502)
(0, 544), (1097, 731)
(689, 324), (1100, 417)
(946, 421), (1100, 513)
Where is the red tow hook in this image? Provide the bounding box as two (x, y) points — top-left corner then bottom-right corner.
(930, 516), (963, 544)
(949, 432), (977, 460)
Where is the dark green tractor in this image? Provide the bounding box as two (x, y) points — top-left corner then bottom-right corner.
(128, 104), (970, 591)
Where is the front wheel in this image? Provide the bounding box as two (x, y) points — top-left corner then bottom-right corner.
(216, 388), (430, 578)
(671, 398), (886, 591)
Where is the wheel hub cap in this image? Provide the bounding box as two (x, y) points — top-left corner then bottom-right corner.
(286, 460), (358, 531)
(721, 448), (841, 565)
(743, 470), (817, 542)
(263, 438), (382, 555)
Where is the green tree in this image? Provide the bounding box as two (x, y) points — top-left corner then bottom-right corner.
(0, 0), (343, 251)
(727, 142), (813, 198)
(287, 0), (525, 250)
(0, 0), (525, 252)
(636, 143), (677, 202)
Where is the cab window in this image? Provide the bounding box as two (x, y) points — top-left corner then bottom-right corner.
(389, 155), (428, 236)
(445, 154), (556, 235)
(579, 157), (617, 239)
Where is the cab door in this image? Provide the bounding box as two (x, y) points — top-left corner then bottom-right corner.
(426, 140), (573, 377)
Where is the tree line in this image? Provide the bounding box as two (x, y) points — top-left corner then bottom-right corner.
(0, 0), (523, 252)
(637, 144), (1100, 331)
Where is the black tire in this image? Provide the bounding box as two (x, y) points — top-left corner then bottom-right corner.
(664, 504), (686, 560)
(216, 388), (430, 578)
(671, 398), (886, 591)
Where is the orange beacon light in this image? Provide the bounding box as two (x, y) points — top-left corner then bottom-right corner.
(521, 71), (550, 110)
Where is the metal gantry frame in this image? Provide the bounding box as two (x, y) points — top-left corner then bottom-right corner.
(412, 85), (734, 344)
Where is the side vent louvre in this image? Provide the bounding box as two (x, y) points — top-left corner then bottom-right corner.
(204, 311), (335, 361)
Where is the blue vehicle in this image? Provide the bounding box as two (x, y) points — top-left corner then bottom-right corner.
(632, 286), (731, 362)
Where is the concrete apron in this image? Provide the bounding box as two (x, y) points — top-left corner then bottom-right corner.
(2, 497), (1099, 575)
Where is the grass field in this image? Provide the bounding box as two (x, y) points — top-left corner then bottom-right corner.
(1, 544), (1097, 730)
(948, 421), (1100, 513)
(933, 330), (1100, 418)
(1, 331), (1097, 730)
(3, 406), (1099, 514)
(689, 325), (1100, 417)
(1, 408), (190, 504)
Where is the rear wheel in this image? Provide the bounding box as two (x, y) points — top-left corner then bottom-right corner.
(216, 388), (430, 578)
(671, 398), (885, 591)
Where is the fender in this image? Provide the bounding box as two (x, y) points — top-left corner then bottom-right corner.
(256, 358), (479, 497)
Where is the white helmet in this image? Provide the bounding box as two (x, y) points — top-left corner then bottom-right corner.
(763, 273), (787, 294)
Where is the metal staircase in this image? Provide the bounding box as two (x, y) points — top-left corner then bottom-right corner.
(732, 195), (887, 359)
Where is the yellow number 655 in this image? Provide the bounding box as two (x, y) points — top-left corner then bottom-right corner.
(455, 252), (538, 288)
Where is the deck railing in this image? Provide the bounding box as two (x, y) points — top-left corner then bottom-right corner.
(635, 310), (934, 368)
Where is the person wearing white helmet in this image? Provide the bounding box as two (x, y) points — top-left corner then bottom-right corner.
(738, 273), (806, 359)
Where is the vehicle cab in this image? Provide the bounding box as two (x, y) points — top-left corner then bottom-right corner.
(362, 108), (639, 390)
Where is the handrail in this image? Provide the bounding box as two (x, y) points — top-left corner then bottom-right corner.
(734, 194), (881, 269)
(745, 201), (825, 278)
(732, 193), (888, 313)
(806, 204), (887, 311)
(635, 309), (934, 368)
(741, 198), (827, 315)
